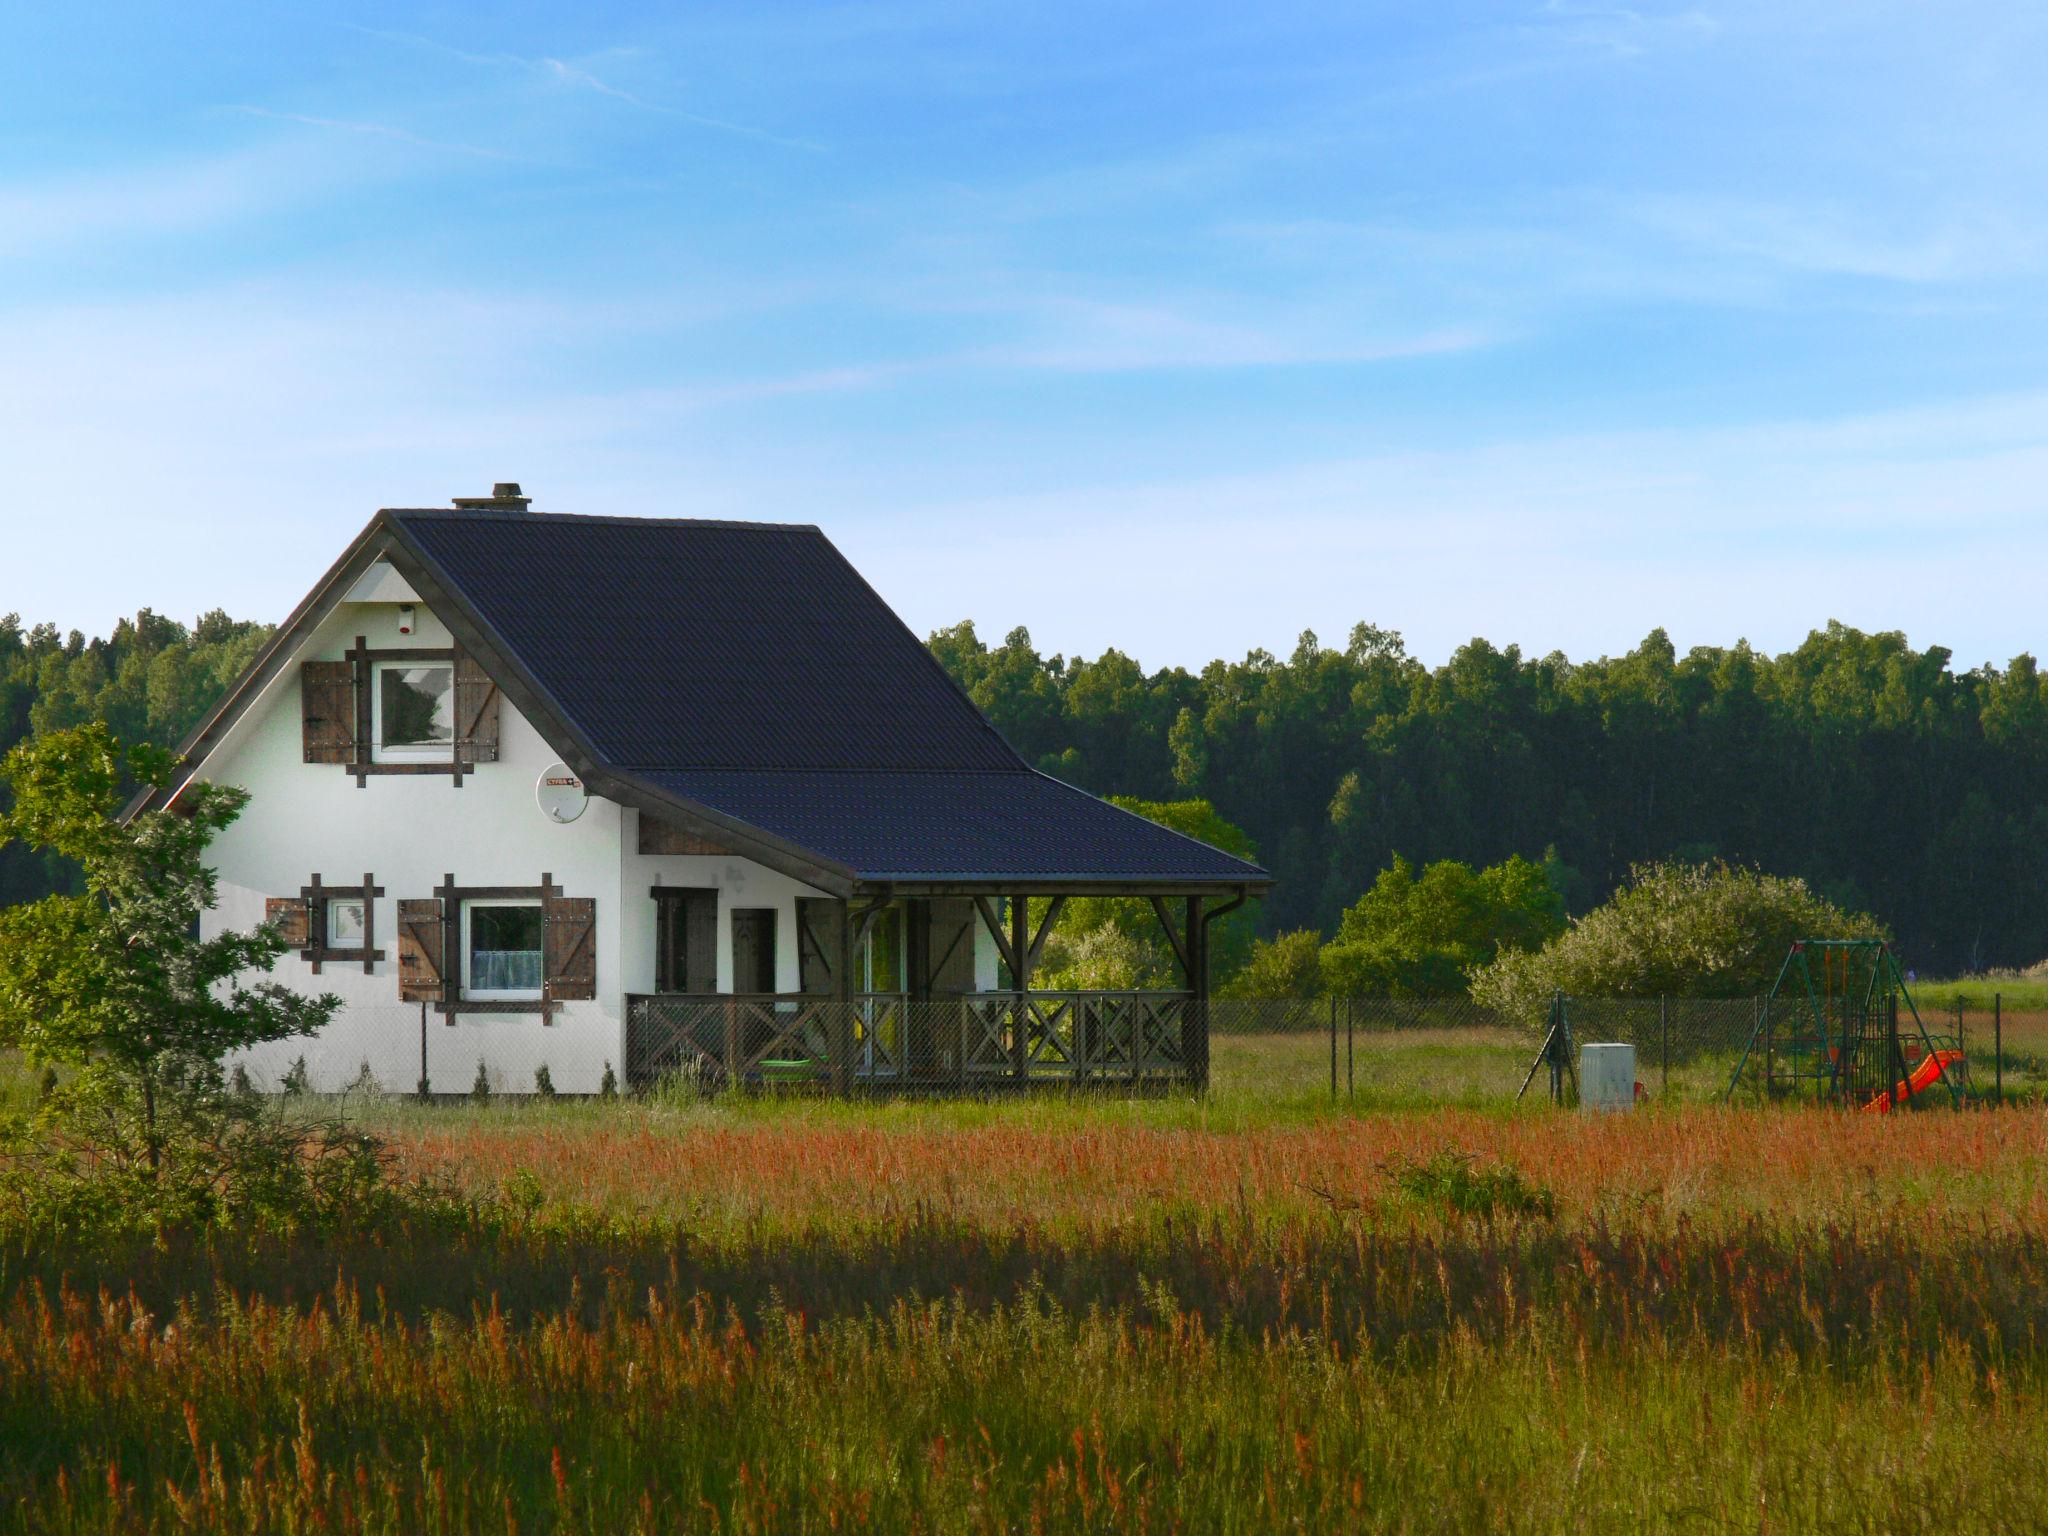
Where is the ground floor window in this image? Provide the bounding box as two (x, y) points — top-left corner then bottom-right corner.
(325, 896), (367, 949)
(463, 900), (544, 1000)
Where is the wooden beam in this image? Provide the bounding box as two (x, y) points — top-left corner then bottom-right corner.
(973, 895), (1019, 977)
(1024, 895), (1067, 975)
(832, 898), (854, 1095)
(1148, 895), (1192, 984)
(1010, 896), (1029, 1081)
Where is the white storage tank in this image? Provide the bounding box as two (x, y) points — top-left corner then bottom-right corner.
(1579, 1042), (1636, 1112)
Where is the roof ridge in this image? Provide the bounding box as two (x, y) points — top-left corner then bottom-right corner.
(627, 765), (1036, 776)
(385, 508), (823, 532)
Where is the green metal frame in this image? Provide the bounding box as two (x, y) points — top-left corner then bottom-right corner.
(1725, 940), (1962, 1107)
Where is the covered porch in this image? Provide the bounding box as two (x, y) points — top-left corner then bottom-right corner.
(624, 888), (1241, 1091)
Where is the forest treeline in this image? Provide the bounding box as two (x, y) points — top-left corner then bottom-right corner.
(5, 608), (2046, 974)
(0, 611), (272, 903)
(931, 619), (2048, 975)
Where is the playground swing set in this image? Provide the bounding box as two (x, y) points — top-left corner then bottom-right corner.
(1725, 939), (1965, 1110)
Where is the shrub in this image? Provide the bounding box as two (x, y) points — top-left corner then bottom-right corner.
(281, 1057), (310, 1098)
(533, 1064), (556, 1100)
(1220, 929), (1325, 999)
(1388, 1152), (1555, 1220)
(1320, 855), (1564, 998)
(1472, 859), (1887, 1023)
(471, 1060), (492, 1104)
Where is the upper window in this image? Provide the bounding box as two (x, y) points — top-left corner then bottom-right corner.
(326, 897), (367, 949)
(463, 900), (544, 1000)
(374, 662), (454, 762)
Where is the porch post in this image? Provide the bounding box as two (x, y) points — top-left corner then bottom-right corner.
(1010, 895), (1030, 1082)
(1186, 895), (1210, 1092)
(832, 897), (853, 1095)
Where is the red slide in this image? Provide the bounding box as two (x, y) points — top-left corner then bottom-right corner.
(1863, 1049), (1964, 1113)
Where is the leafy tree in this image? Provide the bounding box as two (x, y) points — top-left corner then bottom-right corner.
(1219, 929), (1324, 999)
(0, 724), (344, 1227)
(1319, 855), (1564, 997)
(1471, 859), (1886, 1022)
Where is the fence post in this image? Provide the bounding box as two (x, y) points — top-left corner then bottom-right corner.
(1955, 998), (1966, 1104)
(1995, 993), (2003, 1105)
(1759, 995), (1770, 1102)
(1659, 994), (1669, 1099)
(1329, 996), (1338, 1100)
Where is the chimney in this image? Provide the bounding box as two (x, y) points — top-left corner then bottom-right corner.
(451, 482), (532, 512)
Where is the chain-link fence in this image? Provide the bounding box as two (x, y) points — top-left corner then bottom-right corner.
(168, 990), (2045, 1110)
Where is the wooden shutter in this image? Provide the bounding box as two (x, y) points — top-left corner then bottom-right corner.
(300, 661), (356, 764)
(264, 896), (309, 949)
(454, 651), (500, 765)
(684, 890), (717, 995)
(658, 889), (718, 995)
(397, 899), (447, 1002)
(544, 894), (597, 1002)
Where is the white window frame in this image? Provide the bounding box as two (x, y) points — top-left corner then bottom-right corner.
(325, 896), (368, 949)
(461, 898), (545, 1002)
(371, 660), (456, 764)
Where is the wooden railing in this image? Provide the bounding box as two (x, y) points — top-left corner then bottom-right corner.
(625, 991), (1196, 1091)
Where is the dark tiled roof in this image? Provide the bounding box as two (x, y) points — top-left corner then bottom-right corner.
(395, 511), (1021, 772)
(391, 509), (1265, 887)
(643, 770), (1267, 883)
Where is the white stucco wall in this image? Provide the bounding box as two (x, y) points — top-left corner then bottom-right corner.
(202, 594), (633, 1093)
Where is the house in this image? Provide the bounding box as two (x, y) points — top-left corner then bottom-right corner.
(131, 485), (1270, 1095)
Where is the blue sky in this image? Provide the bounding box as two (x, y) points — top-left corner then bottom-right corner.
(6, 1), (2048, 669)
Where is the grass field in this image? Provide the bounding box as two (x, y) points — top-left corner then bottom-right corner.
(5, 1085), (2048, 1532)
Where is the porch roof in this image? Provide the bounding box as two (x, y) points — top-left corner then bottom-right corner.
(635, 768), (1267, 890)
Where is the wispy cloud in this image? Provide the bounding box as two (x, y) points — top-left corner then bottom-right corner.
(342, 22), (826, 151)
(1625, 193), (2043, 284)
(0, 143), (314, 257)
(223, 105), (535, 165)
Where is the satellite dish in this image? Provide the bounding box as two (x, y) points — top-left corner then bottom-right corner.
(536, 762), (588, 824)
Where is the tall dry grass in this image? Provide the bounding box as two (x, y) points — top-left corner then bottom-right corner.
(5, 1103), (2048, 1532)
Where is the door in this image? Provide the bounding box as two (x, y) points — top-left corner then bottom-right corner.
(730, 908), (778, 994)
(654, 888), (717, 994)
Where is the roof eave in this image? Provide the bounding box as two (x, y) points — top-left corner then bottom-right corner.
(853, 876), (1272, 899)
(121, 512), (405, 821)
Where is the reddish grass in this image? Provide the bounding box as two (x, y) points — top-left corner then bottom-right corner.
(385, 1104), (2048, 1232)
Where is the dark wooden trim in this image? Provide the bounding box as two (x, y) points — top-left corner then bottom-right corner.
(1010, 897), (1029, 1078)
(972, 896), (1017, 977)
(296, 872), (387, 975)
(875, 880), (1273, 898)
(1024, 895), (1065, 975)
(348, 641), (465, 788)
(651, 885), (718, 995)
(1148, 895), (1192, 984)
(361, 646), (457, 663)
(433, 871), (562, 1023)
(923, 904), (969, 992)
